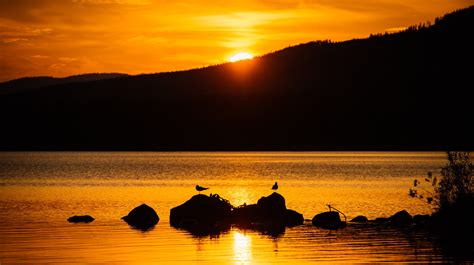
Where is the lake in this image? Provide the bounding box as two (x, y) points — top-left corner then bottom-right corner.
(0, 152), (468, 263)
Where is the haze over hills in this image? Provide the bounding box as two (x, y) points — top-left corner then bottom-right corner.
(0, 6), (473, 151)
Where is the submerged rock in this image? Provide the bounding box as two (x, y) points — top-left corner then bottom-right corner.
(350, 215), (368, 223)
(67, 215), (94, 223)
(122, 204), (159, 231)
(170, 194), (232, 235)
(388, 210), (412, 225)
(256, 192), (287, 218)
(312, 211), (346, 230)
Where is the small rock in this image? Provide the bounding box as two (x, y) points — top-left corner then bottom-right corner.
(388, 210), (412, 225)
(122, 204), (159, 231)
(286, 209), (304, 227)
(350, 215), (368, 223)
(68, 215), (94, 223)
(413, 214), (430, 224)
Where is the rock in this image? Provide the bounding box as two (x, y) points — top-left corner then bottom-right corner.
(170, 194), (232, 234)
(286, 209), (304, 227)
(122, 204), (159, 231)
(312, 211), (346, 230)
(232, 204), (260, 225)
(388, 210), (412, 225)
(169, 192), (303, 236)
(374, 217), (388, 223)
(413, 214), (430, 224)
(67, 215), (94, 223)
(232, 192), (304, 228)
(350, 215), (368, 223)
(256, 192), (287, 219)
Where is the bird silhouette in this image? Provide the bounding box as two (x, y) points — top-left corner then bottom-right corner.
(195, 185), (209, 194)
(272, 182), (278, 190)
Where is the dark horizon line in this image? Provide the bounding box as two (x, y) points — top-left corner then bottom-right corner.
(0, 148), (469, 152)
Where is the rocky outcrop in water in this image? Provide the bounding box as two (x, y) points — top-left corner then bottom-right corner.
(350, 215), (368, 223)
(286, 209), (305, 227)
(170, 192), (304, 237)
(122, 204), (159, 231)
(170, 194), (232, 235)
(312, 211), (346, 230)
(67, 215), (95, 223)
(388, 210), (413, 225)
(232, 192), (304, 228)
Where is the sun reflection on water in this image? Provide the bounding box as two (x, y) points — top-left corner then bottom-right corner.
(230, 187), (252, 207)
(233, 231), (252, 264)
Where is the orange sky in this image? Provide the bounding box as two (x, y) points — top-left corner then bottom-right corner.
(0, 0), (472, 82)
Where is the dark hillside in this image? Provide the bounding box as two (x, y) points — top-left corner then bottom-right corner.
(0, 73), (128, 95)
(0, 6), (472, 150)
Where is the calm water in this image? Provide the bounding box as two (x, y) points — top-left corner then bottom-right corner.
(0, 152), (468, 263)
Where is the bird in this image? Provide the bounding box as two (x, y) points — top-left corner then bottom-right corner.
(195, 185), (209, 194)
(272, 182), (278, 190)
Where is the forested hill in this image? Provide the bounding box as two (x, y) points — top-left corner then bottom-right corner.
(0, 73), (128, 95)
(0, 6), (473, 150)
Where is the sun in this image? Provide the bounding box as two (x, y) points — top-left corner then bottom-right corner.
(229, 52), (253, 62)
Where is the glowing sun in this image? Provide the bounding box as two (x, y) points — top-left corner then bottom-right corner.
(229, 52), (253, 62)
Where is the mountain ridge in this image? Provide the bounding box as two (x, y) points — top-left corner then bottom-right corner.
(0, 73), (128, 95)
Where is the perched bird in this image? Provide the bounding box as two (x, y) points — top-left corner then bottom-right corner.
(195, 185), (209, 194)
(272, 182), (278, 190)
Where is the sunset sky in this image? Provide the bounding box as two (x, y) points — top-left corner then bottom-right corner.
(0, 0), (472, 82)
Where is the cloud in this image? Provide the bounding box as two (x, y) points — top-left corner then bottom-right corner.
(72, 0), (152, 5)
(31, 55), (49, 59)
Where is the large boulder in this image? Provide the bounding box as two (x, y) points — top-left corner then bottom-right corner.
(388, 210), (412, 225)
(122, 204), (159, 231)
(68, 215), (94, 223)
(312, 211), (346, 230)
(350, 215), (368, 223)
(256, 192), (287, 220)
(170, 194), (232, 234)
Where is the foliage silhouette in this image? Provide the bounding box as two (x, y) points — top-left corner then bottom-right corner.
(410, 151), (473, 211)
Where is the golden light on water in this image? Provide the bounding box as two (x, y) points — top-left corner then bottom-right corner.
(229, 52), (253, 62)
(233, 231), (252, 265)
